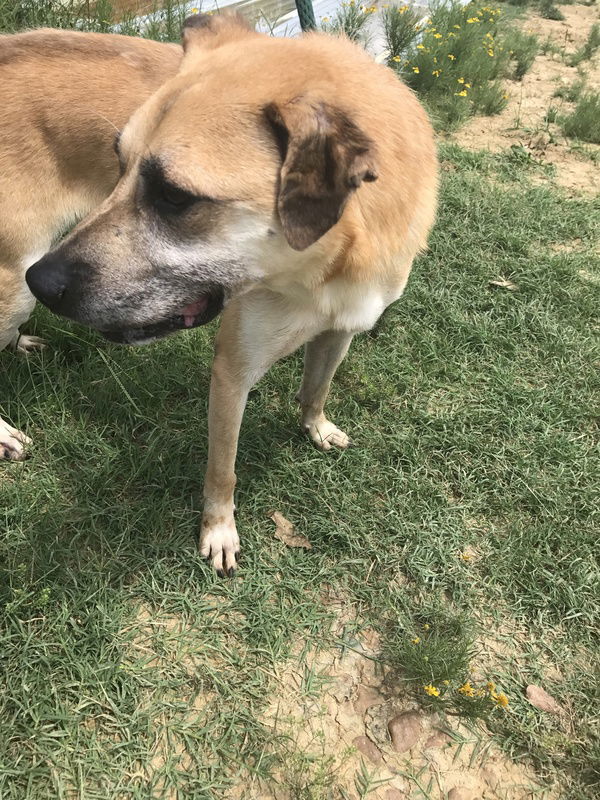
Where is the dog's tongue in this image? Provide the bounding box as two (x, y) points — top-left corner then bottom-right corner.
(181, 297), (209, 328)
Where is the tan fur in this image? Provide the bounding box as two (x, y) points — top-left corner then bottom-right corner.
(0, 28), (181, 459)
(25, 14), (438, 571)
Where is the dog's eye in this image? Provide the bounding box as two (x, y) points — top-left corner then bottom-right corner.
(156, 183), (197, 213)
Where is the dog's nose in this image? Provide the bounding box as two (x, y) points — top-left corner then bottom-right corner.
(26, 254), (75, 312)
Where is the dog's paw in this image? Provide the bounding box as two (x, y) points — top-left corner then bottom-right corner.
(0, 417), (31, 461)
(200, 514), (240, 577)
(15, 334), (47, 354)
(304, 418), (352, 451)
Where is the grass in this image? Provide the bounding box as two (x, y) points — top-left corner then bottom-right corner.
(2, 141), (599, 798)
(561, 90), (600, 143)
(320, 1), (376, 43)
(383, 2), (539, 130)
(568, 21), (600, 66)
(2, 2), (600, 798)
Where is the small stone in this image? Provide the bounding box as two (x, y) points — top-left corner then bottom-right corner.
(353, 684), (384, 715)
(526, 685), (563, 715)
(353, 735), (382, 764)
(447, 789), (465, 800)
(387, 711), (422, 753)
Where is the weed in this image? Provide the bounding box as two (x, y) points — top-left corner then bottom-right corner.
(539, 0), (564, 21)
(561, 91), (600, 143)
(320, 1), (375, 43)
(503, 26), (539, 79)
(554, 75), (587, 103)
(569, 21), (600, 66)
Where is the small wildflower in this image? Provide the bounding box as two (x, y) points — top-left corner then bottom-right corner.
(423, 623), (431, 631)
(457, 77), (465, 83)
(392, 55), (401, 62)
(486, 681), (496, 693)
(448, 54), (456, 60)
(458, 681), (476, 696)
(495, 692), (509, 708)
(453, 24), (461, 29)
(433, 57), (438, 63)
(432, 70), (441, 77)
(467, 18), (480, 24)
(455, 90), (468, 97)
(465, 83), (472, 88)
(423, 683), (440, 697)
(411, 636), (421, 644)
(461, 551), (472, 561)
(442, 679), (450, 686)
(416, 44), (425, 50)
(190, 6), (199, 12)
(322, 16), (329, 22)
(487, 49), (494, 57)
(412, 66), (420, 73)
(433, 33), (442, 39)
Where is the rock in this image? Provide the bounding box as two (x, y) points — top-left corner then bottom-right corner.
(447, 789), (465, 800)
(353, 735), (383, 764)
(353, 684), (384, 716)
(526, 685), (563, 715)
(387, 711), (422, 753)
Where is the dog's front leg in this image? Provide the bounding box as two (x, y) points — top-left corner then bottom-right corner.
(200, 314), (247, 577)
(200, 292), (320, 575)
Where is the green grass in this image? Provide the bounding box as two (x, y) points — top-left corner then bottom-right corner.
(561, 90), (600, 143)
(2, 142), (599, 798)
(568, 21), (600, 67)
(2, 2), (600, 797)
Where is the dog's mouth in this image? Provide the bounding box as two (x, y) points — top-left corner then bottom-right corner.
(100, 287), (225, 345)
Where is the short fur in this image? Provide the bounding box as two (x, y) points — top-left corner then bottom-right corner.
(26, 14), (438, 573)
(0, 28), (181, 458)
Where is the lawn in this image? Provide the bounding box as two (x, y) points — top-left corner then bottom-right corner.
(1, 2), (599, 799)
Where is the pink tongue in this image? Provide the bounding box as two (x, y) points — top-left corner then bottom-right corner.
(181, 296), (209, 328)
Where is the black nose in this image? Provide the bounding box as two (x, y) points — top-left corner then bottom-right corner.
(26, 254), (77, 313)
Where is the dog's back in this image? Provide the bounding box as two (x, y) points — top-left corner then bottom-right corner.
(0, 29), (181, 267)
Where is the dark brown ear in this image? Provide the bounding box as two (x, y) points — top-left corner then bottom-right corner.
(264, 97), (378, 251)
(182, 11), (254, 53)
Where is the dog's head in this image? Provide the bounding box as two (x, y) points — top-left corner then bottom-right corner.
(26, 14), (378, 344)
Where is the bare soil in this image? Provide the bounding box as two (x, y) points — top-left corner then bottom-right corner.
(450, 4), (600, 196)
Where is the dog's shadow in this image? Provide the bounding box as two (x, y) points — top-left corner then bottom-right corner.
(2, 307), (326, 595)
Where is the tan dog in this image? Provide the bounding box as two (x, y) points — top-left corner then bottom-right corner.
(26, 13), (438, 575)
(0, 28), (181, 459)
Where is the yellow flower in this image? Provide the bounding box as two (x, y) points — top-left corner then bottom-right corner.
(190, 6), (199, 12)
(412, 66), (420, 74)
(423, 623), (431, 630)
(416, 44), (425, 50)
(322, 16), (329, 22)
(465, 83), (472, 88)
(453, 24), (461, 29)
(432, 70), (441, 77)
(495, 692), (509, 708)
(423, 683), (440, 697)
(433, 57), (438, 63)
(455, 90), (468, 97)
(443, 679), (450, 685)
(486, 681), (496, 692)
(458, 681), (476, 696)
(411, 636), (421, 644)
(457, 77), (465, 83)
(448, 54), (456, 60)
(434, 33), (442, 39)
(461, 551), (472, 561)
(488, 49), (494, 57)
(467, 17), (480, 24)
(392, 55), (401, 62)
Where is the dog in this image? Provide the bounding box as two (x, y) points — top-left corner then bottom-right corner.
(26, 12), (438, 575)
(0, 27), (181, 460)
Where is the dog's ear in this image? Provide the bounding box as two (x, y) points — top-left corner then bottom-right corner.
(182, 11), (254, 53)
(264, 97), (378, 251)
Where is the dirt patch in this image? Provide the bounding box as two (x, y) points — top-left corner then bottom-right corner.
(230, 600), (554, 800)
(451, 4), (600, 196)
